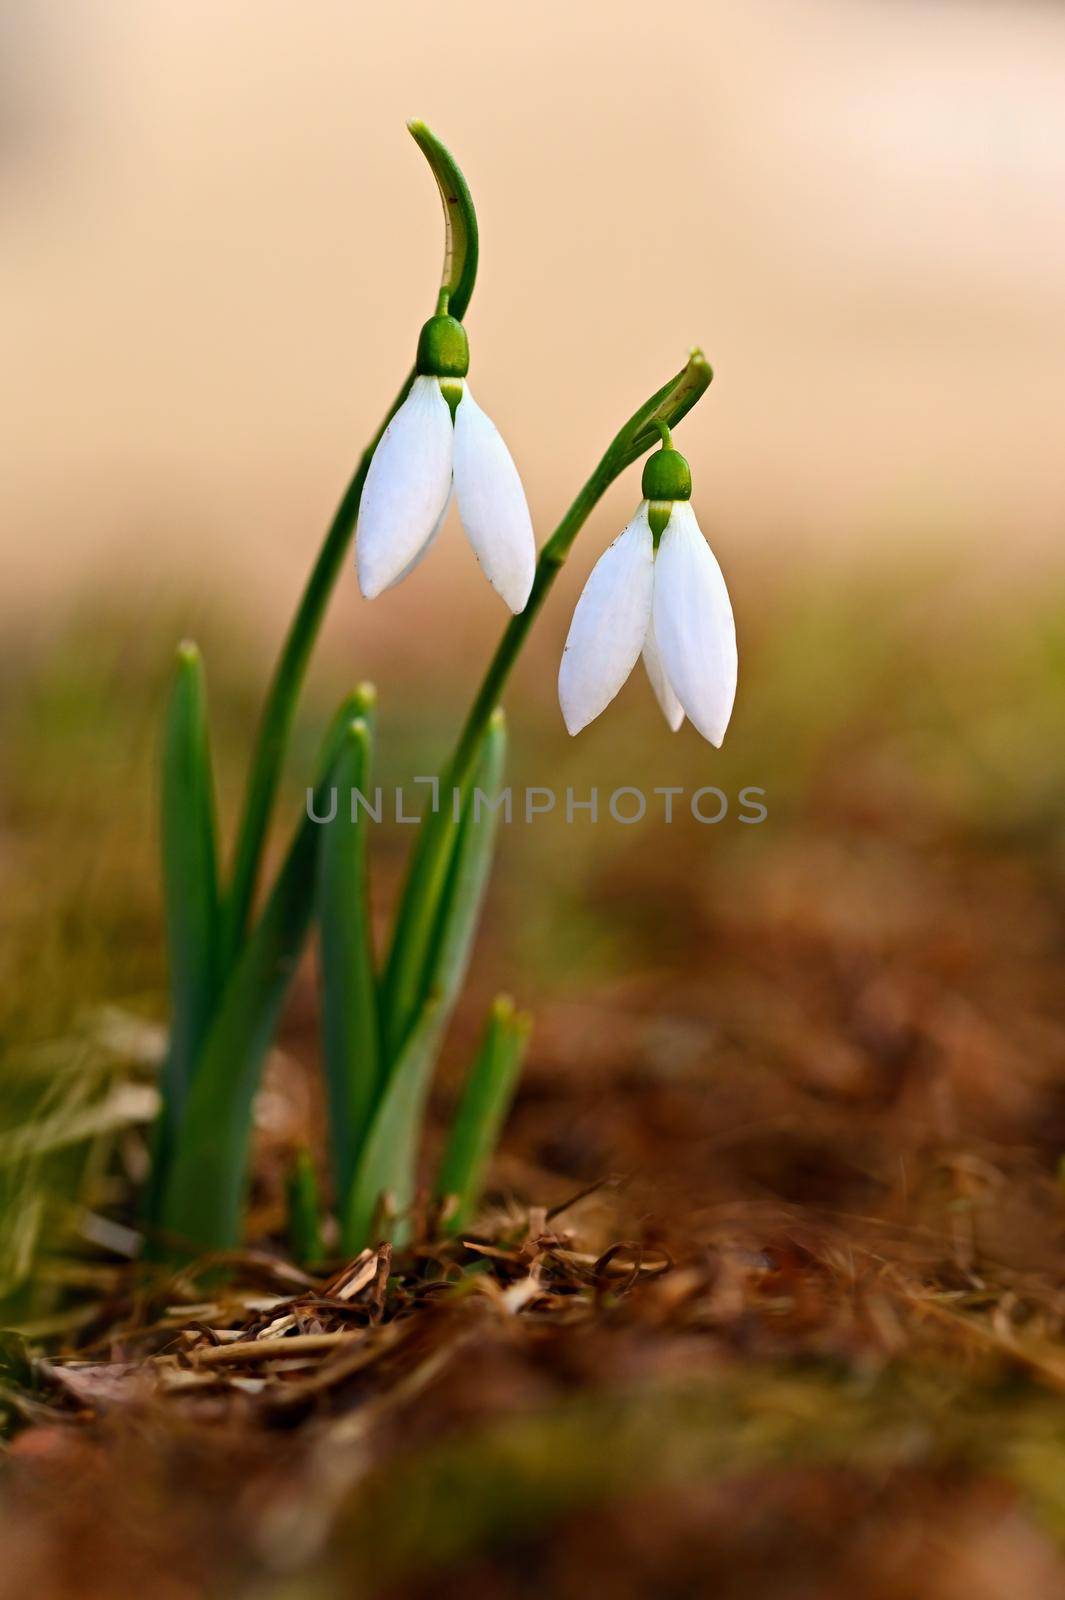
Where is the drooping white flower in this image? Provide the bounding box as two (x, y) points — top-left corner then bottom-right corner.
(558, 439), (737, 745)
(356, 310), (535, 613)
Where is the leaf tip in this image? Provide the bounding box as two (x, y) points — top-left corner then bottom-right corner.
(492, 993), (534, 1037)
(688, 347), (714, 384)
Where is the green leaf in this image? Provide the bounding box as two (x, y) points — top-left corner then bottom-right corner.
(343, 996), (442, 1254)
(422, 710), (507, 1020)
(407, 120), (479, 322)
(346, 712), (507, 1251)
(316, 691), (381, 1207)
(159, 695), (360, 1254)
(436, 995), (531, 1235)
(161, 642), (220, 1111)
(151, 643), (220, 1215)
(285, 1146), (324, 1269)
(382, 709), (506, 1062)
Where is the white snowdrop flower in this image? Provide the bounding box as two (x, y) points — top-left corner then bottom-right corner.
(356, 307), (535, 612)
(558, 435), (737, 745)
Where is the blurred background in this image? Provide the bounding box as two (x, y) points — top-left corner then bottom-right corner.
(3, 0), (1064, 982)
(3, 0), (1065, 618)
(3, 3), (1065, 1596)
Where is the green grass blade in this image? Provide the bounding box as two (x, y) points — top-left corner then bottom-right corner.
(161, 641), (220, 1113)
(343, 997), (442, 1253)
(151, 643), (220, 1213)
(316, 693), (381, 1206)
(421, 710), (507, 1021)
(380, 783), (464, 1062)
(285, 1146), (324, 1269)
(345, 713), (507, 1251)
(158, 698), (358, 1254)
(436, 995), (531, 1235)
(382, 710), (506, 1061)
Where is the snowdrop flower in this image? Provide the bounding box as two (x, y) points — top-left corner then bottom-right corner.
(356, 302), (535, 612)
(558, 431), (737, 745)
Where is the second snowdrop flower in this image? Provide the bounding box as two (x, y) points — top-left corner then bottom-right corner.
(356, 300), (535, 612)
(558, 430), (737, 746)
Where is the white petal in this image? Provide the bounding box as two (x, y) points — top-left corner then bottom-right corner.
(642, 614), (685, 731)
(383, 489), (453, 592)
(356, 376), (453, 599)
(452, 387), (536, 612)
(558, 506), (654, 735)
(652, 502), (737, 747)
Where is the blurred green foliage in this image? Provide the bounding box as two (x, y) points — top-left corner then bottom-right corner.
(1, 565), (1064, 1317)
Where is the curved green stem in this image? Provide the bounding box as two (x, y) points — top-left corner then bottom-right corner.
(382, 349), (713, 1054)
(218, 417), (397, 971)
(219, 122), (479, 971)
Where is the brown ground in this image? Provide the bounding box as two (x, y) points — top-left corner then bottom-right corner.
(2, 588), (1065, 1598)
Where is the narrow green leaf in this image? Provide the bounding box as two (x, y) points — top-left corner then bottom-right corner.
(407, 120), (479, 322)
(286, 1146), (324, 1269)
(380, 795), (459, 1063)
(422, 710), (507, 1019)
(316, 693), (380, 1206)
(150, 643), (220, 1217)
(343, 996), (442, 1254)
(159, 697), (358, 1254)
(347, 712), (507, 1251)
(383, 709), (506, 1062)
(436, 995), (531, 1235)
(161, 642), (220, 1111)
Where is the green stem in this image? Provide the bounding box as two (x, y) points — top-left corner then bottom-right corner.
(219, 379), (409, 972)
(453, 470), (611, 778)
(382, 349), (713, 1056)
(217, 117), (481, 974)
(448, 348), (712, 791)
(380, 466), (608, 1056)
